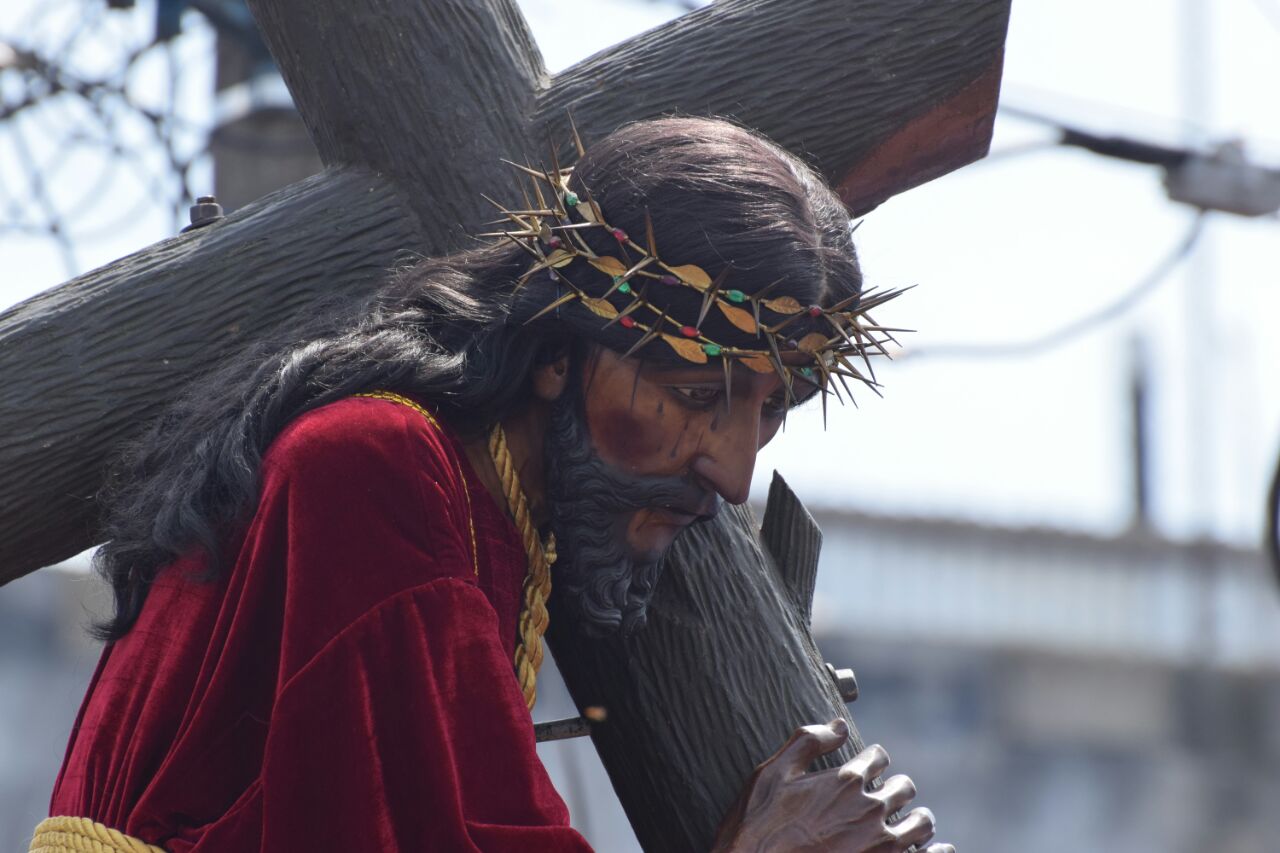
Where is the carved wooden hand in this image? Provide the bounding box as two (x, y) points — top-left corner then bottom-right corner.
(713, 720), (951, 853)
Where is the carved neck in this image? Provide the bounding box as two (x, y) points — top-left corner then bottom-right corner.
(464, 401), (551, 527)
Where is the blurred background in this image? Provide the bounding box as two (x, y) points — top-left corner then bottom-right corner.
(2, 0), (1278, 850)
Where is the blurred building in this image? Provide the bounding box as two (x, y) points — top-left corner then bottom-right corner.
(804, 509), (1280, 853)
(541, 508), (1280, 853)
(3, 510), (1278, 852)
(0, 561), (106, 849)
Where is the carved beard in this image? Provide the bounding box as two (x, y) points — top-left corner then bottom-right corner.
(543, 386), (718, 638)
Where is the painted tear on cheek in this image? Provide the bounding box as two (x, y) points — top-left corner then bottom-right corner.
(667, 419), (691, 460)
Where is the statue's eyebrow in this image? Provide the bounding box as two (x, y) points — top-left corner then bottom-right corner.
(637, 363), (724, 382)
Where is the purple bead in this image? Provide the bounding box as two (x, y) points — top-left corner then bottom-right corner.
(660, 274), (680, 286)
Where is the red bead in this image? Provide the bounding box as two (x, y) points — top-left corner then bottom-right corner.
(808, 305), (823, 317)
(680, 325), (699, 338)
(620, 315), (637, 329)
(611, 227), (628, 242)
(547, 236), (562, 249)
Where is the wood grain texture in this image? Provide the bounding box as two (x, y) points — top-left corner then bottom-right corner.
(837, 57), (1005, 214)
(0, 167), (418, 582)
(760, 471), (823, 626)
(546, 485), (862, 853)
(536, 0), (1012, 214)
(245, 0), (547, 250)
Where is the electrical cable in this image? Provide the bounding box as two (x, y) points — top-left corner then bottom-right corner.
(900, 211), (1208, 361)
(970, 139), (1062, 168)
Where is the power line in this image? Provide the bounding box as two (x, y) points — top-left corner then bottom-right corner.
(899, 212), (1208, 361)
(971, 139), (1062, 168)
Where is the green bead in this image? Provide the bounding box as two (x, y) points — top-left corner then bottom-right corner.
(726, 289), (746, 303)
(618, 282), (632, 294)
(799, 367), (815, 377)
(564, 191), (579, 207)
(703, 343), (723, 357)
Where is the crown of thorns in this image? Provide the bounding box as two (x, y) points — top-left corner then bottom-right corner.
(481, 136), (909, 413)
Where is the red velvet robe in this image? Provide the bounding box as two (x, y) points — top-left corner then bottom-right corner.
(50, 396), (592, 852)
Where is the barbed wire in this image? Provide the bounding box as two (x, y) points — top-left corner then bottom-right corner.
(0, 0), (215, 283)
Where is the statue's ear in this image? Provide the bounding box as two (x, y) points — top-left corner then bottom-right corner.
(531, 353), (571, 402)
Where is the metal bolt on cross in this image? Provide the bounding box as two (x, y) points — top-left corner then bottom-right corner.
(825, 662), (859, 703)
(183, 196), (224, 232)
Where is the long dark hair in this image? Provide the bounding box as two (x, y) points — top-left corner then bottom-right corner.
(94, 116), (863, 640)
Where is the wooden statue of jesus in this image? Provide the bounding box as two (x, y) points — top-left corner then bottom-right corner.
(7, 0), (1017, 848)
(33, 117), (958, 853)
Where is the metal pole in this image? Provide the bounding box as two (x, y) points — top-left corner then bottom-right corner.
(1180, 0), (1219, 664)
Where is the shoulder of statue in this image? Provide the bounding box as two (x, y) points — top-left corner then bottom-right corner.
(266, 392), (463, 475)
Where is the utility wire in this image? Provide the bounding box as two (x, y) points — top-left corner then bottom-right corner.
(971, 139), (1062, 168)
(1000, 97), (1209, 143)
(900, 211), (1208, 361)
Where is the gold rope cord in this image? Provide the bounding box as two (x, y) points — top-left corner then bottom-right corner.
(488, 422), (557, 712)
(30, 816), (166, 853)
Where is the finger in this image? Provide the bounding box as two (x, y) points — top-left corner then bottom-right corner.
(774, 719), (849, 777)
(836, 743), (890, 788)
(891, 806), (937, 848)
(877, 773), (917, 813)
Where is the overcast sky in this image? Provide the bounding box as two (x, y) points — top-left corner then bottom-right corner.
(3, 0), (1277, 548)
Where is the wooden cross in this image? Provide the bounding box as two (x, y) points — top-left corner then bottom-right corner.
(0, 0), (1011, 846)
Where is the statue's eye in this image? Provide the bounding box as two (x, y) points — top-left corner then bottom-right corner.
(762, 394), (789, 418)
(669, 386), (721, 408)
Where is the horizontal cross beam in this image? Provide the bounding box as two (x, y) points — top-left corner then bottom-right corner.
(0, 0), (1010, 591)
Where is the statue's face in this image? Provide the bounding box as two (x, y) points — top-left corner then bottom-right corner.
(581, 346), (793, 556)
(543, 345), (806, 636)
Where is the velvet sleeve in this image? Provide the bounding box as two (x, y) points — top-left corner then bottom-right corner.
(245, 398), (589, 850)
(260, 396), (485, 679)
(258, 577), (590, 852)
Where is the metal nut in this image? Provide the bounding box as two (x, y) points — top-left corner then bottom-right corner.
(183, 195), (224, 232)
(825, 662), (859, 703)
